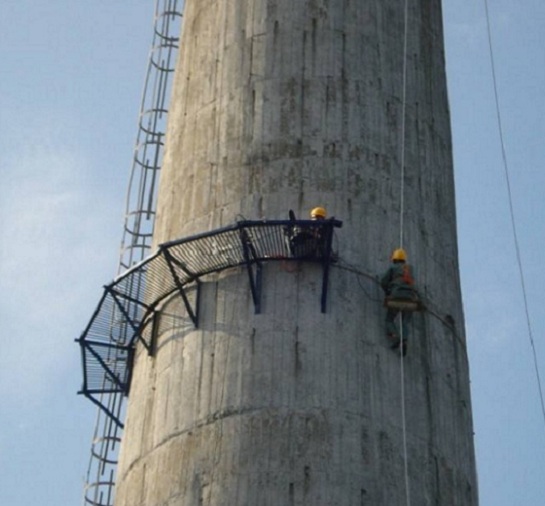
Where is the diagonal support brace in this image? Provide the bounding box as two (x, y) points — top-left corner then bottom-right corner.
(163, 249), (200, 327)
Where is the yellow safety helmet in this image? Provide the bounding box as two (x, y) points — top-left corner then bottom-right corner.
(391, 248), (407, 262)
(310, 206), (327, 219)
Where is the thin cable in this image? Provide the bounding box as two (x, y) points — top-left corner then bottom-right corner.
(483, 0), (545, 430)
(399, 0), (411, 504)
(399, 318), (411, 506)
(399, 0), (409, 249)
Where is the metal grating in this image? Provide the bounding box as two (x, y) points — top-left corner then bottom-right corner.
(77, 219), (342, 423)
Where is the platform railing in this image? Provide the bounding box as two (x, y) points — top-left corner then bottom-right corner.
(77, 219), (342, 426)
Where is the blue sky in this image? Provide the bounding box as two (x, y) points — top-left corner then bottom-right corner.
(0, 1), (544, 505)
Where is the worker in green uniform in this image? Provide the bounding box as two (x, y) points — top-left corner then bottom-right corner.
(380, 248), (419, 355)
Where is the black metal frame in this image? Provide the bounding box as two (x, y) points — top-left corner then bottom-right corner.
(77, 219), (342, 426)
(240, 228), (263, 313)
(162, 248), (201, 326)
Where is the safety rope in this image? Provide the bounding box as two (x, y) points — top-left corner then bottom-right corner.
(399, 0), (411, 504)
(483, 0), (545, 434)
(399, 0), (409, 250)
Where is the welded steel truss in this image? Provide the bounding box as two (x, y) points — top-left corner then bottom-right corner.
(77, 219), (342, 427)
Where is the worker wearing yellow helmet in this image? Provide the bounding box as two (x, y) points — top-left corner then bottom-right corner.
(306, 206), (327, 255)
(380, 248), (419, 356)
(390, 248), (407, 262)
(310, 206), (327, 220)
(286, 206), (327, 258)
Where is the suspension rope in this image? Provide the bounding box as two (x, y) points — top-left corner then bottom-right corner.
(399, 321), (410, 506)
(399, 0), (411, 504)
(483, 0), (545, 433)
(399, 0), (409, 250)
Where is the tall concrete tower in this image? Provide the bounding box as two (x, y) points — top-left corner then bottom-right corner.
(115, 1), (478, 504)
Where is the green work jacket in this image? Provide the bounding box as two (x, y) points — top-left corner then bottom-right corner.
(380, 262), (418, 300)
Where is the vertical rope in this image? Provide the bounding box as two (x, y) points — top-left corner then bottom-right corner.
(483, 0), (545, 433)
(399, 0), (409, 249)
(399, 0), (411, 505)
(399, 320), (411, 506)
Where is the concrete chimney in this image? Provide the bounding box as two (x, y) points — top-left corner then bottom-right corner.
(115, 1), (478, 504)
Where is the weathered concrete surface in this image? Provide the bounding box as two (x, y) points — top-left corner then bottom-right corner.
(115, 0), (478, 504)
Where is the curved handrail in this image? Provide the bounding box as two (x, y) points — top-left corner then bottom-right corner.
(77, 219), (342, 426)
